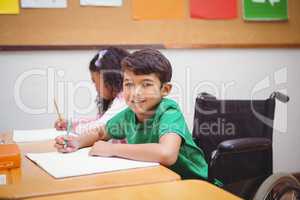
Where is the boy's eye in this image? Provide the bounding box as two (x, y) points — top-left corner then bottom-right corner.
(142, 83), (153, 88)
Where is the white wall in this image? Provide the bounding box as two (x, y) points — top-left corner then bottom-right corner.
(0, 49), (299, 173)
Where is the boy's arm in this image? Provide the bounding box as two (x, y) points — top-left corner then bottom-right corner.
(77, 125), (111, 148)
(55, 125), (111, 153)
(89, 133), (181, 166)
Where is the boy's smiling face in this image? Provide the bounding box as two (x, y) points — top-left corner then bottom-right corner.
(123, 69), (171, 122)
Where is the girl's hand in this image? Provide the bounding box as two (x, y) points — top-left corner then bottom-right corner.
(89, 141), (114, 157)
(54, 119), (68, 131)
(54, 135), (80, 153)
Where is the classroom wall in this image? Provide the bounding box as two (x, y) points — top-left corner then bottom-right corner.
(0, 49), (299, 173)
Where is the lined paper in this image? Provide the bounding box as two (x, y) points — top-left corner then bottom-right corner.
(13, 129), (67, 143)
(26, 148), (159, 178)
(0, 175), (6, 185)
(80, 0), (122, 7)
(21, 0), (67, 8)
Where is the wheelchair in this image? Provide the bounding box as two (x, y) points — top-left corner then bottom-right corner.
(192, 91), (300, 200)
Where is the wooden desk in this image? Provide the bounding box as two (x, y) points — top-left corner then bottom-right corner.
(0, 132), (180, 199)
(26, 180), (242, 200)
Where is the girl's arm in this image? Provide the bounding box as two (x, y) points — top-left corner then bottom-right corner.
(75, 95), (127, 135)
(89, 133), (181, 166)
(71, 116), (99, 133)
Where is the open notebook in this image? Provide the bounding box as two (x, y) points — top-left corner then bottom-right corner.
(13, 129), (67, 143)
(26, 148), (159, 178)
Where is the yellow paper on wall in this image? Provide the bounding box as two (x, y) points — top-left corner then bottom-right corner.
(0, 0), (20, 14)
(132, 0), (184, 20)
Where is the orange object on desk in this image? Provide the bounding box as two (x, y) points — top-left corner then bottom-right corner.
(0, 144), (21, 170)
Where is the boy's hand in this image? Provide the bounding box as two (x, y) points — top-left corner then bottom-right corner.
(89, 141), (114, 157)
(54, 135), (80, 153)
(54, 119), (67, 131)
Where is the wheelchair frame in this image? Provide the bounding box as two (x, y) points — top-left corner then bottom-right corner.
(192, 91), (300, 199)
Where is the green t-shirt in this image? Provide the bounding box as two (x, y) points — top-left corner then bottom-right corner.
(106, 98), (208, 180)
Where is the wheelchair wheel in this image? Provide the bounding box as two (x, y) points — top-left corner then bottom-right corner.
(253, 173), (300, 200)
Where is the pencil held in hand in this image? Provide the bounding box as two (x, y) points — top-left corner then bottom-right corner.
(64, 119), (72, 148)
(54, 98), (67, 130)
(54, 135), (79, 153)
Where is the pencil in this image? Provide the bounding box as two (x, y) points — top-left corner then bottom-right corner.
(53, 98), (63, 121)
(64, 118), (72, 148)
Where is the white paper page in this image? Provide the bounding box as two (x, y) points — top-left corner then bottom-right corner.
(80, 0), (122, 7)
(13, 129), (66, 143)
(0, 175), (6, 185)
(21, 0), (67, 8)
(26, 148), (159, 178)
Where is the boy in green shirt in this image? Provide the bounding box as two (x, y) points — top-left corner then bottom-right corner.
(54, 48), (208, 180)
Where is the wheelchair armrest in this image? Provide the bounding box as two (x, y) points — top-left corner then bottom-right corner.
(217, 137), (272, 154)
(208, 137), (272, 183)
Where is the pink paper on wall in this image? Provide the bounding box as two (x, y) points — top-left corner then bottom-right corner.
(190, 0), (237, 19)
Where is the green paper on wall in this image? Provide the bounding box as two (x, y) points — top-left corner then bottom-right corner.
(243, 0), (288, 21)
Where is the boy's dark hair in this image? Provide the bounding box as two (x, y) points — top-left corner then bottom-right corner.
(121, 48), (172, 84)
(90, 47), (130, 94)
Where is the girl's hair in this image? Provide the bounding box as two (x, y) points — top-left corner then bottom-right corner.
(89, 47), (130, 115)
(90, 47), (130, 94)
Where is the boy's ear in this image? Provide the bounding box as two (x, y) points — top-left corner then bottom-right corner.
(161, 83), (172, 97)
